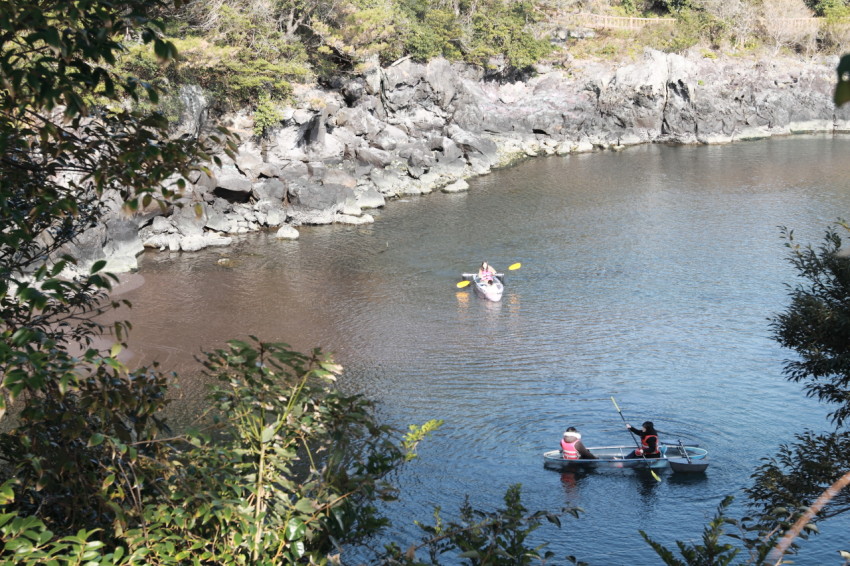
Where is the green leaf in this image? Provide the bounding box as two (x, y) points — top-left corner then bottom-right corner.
(101, 474), (115, 491)
(0, 512), (18, 528)
(285, 518), (306, 541)
(293, 498), (315, 514)
(261, 425), (276, 444)
(88, 433), (105, 447)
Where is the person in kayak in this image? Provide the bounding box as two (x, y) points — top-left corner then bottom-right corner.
(478, 261), (497, 284)
(560, 427), (596, 460)
(625, 421), (661, 458)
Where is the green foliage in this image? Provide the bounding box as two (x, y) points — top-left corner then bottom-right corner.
(116, 37), (306, 114)
(642, 496), (785, 566)
(746, 431), (850, 525)
(0, 0), (228, 534)
(662, 8), (726, 52)
(0, 1), (436, 564)
(730, 222), (850, 551)
(643, 497), (737, 566)
(771, 223), (850, 425)
(312, 0), (406, 68)
(115, 339), (440, 565)
(464, 0), (552, 73)
(616, 0), (642, 16)
(253, 94), (286, 136)
(808, 0), (850, 17)
(0, 0), (214, 559)
(0, 494), (134, 566)
(0, 357), (176, 534)
(381, 484), (582, 565)
(403, 9), (464, 62)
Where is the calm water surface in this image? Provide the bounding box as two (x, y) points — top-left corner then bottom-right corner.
(116, 136), (850, 564)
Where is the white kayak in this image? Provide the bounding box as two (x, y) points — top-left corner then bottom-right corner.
(472, 273), (504, 301)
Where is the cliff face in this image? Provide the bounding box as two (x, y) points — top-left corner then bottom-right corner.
(79, 49), (850, 273)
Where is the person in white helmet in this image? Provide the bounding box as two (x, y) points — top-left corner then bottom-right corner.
(560, 427), (596, 460)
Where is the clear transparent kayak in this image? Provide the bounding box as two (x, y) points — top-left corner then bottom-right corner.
(543, 444), (709, 473)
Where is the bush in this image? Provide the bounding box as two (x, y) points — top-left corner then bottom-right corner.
(465, 0), (553, 74)
(116, 37), (308, 115)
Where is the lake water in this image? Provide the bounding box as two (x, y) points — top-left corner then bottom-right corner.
(115, 136), (850, 564)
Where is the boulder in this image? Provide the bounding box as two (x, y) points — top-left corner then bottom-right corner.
(216, 174), (253, 197)
(323, 168), (357, 189)
(335, 212), (375, 225)
(235, 146), (264, 180)
(253, 178), (287, 201)
(424, 58), (458, 107)
(355, 187), (385, 209)
(335, 107), (382, 136)
(356, 146), (394, 167)
(370, 168), (408, 196)
(442, 179), (469, 193)
(205, 205), (237, 233)
(172, 203), (206, 237)
(372, 124), (409, 150)
(276, 225), (300, 239)
(291, 182), (354, 211)
(398, 142), (436, 168)
(447, 125), (499, 162)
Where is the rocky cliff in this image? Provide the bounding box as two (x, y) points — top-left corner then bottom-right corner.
(80, 49), (850, 273)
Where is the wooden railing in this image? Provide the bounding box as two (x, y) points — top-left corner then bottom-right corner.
(553, 12), (850, 33)
(555, 13), (675, 30)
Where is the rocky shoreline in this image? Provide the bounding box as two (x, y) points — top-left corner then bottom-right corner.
(73, 49), (850, 274)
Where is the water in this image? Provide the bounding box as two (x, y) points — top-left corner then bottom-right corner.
(114, 136), (850, 564)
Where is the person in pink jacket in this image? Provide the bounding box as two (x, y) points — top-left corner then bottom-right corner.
(560, 427), (596, 460)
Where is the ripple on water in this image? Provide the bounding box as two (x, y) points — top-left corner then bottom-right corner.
(122, 138), (850, 565)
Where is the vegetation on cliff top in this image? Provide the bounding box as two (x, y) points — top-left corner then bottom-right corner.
(114, 0), (850, 123)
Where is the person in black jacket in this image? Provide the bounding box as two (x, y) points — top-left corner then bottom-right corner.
(625, 421), (661, 458)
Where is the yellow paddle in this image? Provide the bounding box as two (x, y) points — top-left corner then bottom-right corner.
(456, 263), (521, 288)
(611, 397), (661, 482)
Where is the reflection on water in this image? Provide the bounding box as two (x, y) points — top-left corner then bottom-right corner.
(116, 136), (850, 564)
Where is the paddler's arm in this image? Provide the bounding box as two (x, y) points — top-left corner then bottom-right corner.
(577, 441), (596, 459)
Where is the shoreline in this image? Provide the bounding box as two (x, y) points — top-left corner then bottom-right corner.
(76, 50), (850, 277)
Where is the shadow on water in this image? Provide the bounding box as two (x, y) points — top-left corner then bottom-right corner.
(666, 470), (710, 487)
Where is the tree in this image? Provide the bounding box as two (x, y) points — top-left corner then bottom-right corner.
(0, 1), (440, 564)
(770, 223), (850, 426)
(643, 223), (850, 565)
(0, 0), (228, 534)
(742, 223), (850, 530)
(120, 339), (441, 564)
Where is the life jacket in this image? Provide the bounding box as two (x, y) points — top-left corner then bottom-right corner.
(480, 270), (493, 282)
(560, 438), (580, 460)
(641, 434), (659, 456)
